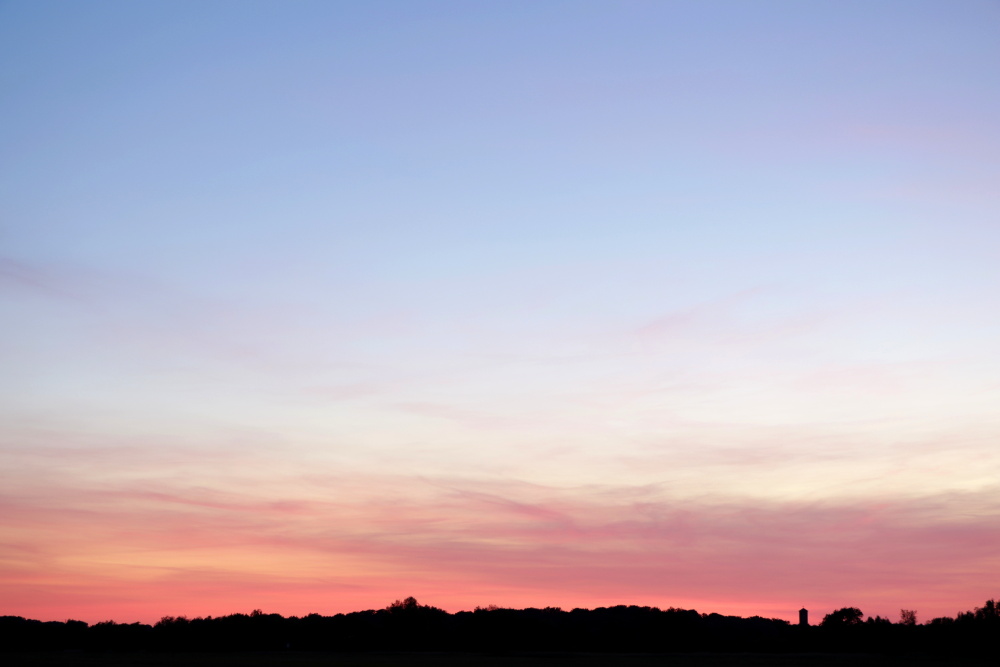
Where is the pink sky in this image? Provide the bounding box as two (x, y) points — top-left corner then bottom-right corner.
(2, 1), (999, 629)
(3, 440), (997, 624)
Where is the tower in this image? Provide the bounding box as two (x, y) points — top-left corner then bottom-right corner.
(799, 608), (808, 626)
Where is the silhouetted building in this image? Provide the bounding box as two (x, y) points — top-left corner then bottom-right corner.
(799, 608), (808, 626)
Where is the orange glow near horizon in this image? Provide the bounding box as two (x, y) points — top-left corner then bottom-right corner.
(2, 456), (996, 625)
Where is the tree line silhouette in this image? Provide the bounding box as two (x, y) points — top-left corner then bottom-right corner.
(2, 596), (998, 656)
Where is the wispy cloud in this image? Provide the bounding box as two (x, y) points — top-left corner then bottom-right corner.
(3, 461), (997, 623)
(634, 287), (770, 342)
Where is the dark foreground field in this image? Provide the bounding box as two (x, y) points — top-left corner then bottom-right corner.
(6, 652), (995, 667)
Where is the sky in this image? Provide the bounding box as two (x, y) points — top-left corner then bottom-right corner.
(1, 0), (999, 625)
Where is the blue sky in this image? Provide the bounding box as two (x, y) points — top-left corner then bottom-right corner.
(2, 0), (999, 623)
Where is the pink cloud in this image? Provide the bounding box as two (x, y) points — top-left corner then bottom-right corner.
(2, 467), (996, 625)
(634, 287), (769, 342)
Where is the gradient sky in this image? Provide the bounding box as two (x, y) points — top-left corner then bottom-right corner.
(2, 0), (999, 625)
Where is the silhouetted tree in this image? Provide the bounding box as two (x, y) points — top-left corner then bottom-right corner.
(387, 596), (420, 612)
(973, 598), (999, 622)
(821, 607), (863, 626)
(5, 595), (1000, 656)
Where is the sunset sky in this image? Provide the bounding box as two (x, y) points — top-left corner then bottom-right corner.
(2, 0), (999, 625)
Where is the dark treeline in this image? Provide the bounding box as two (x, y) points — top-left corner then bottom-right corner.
(2, 596), (998, 656)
